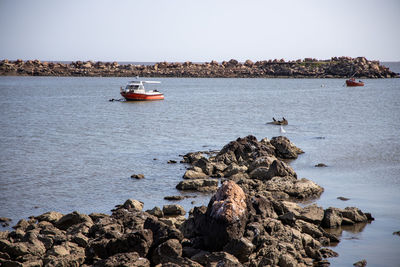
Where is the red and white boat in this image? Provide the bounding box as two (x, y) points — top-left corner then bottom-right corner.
(120, 80), (164, 101)
(346, 78), (364, 87)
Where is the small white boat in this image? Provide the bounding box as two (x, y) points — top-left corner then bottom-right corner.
(120, 80), (164, 101)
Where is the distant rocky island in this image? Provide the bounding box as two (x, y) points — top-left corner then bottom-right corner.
(0, 57), (398, 78)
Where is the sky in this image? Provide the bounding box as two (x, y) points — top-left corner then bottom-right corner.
(0, 0), (399, 62)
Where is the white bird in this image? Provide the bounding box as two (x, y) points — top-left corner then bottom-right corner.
(280, 126), (286, 133)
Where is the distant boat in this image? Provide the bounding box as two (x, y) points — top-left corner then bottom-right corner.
(120, 80), (164, 101)
(346, 78), (364, 87)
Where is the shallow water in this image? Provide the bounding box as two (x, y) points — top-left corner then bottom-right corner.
(0, 76), (399, 266)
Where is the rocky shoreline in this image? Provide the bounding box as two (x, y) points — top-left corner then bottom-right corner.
(0, 136), (373, 266)
(0, 57), (398, 78)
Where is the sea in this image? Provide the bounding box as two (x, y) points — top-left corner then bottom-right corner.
(0, 64), (399, 266)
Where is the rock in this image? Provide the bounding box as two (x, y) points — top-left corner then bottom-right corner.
(297, 204), (324, 225)
(36, 211), (63, 224)
(151, 238), (182, 265)
(143, 217), (183, 247)
(105, 230), (153, 258)
(315, 163), (328, 167)
(266, 160), (297, 179)
(223, 163), (248, 177)
(146, 207), (164, 218)
(223, 237), (254, 263)
(393, 231), (400, 237)
(164, 195), (185, 201)
(319, 247), (339, 258)
(321, 208), (343, 228)
(168, 160), (177, 164)
(353, 259), (367, 267)
(202, 181), (248, 251)
(0, 217), (11, 223)
(131, 173), (145, 179)
(55, 211), (93, 230)
(182, 169), (209, 179)
(337, 196), (350, 201)
(341, 207), (368, 223)
(176, 179), (218, 192)
(270, 136), (304, 159)
(93, 252), (150, 267)
(123, 199), (144, 211)
(163, 205), (186, 216)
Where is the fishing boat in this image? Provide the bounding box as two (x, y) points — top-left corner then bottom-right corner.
(120, 80), (164, 101)
(346, 78), (364, 87)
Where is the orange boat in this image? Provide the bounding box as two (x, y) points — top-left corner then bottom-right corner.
(120, 80), (164, 101)
(346, 78), (364, 87)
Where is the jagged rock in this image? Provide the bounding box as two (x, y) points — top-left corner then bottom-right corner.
(270, 136), (304, 159)
(322, 208), (343, 228)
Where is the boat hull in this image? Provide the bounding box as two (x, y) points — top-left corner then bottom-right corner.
(346, 80), (364, 87)
(121, 92), (164, 101)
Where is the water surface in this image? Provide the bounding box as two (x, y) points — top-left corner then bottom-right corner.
(0, 76), (399, 266)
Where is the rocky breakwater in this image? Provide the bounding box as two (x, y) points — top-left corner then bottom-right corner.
(0, 57), (398, 78)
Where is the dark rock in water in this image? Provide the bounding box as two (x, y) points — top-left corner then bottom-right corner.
(337, 196), (350, 201)
(168, 160), (177, 164)
(393, 231), (400, 237)
(315, 163), (328, 167)
(131, 173), (145, 179)
(0, 217), (11, 227)
(353, 259), (367, 267)
(164, 195), (185, 201)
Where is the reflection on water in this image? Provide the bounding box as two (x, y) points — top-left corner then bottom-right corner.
(325, 222), (369, 246)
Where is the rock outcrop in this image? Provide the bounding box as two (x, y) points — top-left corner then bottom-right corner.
(177, 135), (323, 200)
(0, 57), (397, 78)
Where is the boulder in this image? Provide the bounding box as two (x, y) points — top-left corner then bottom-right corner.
(270, 136), (304, 159)
(203, 181), (248, 251)
(151, 238), (182, 265)
(182, 169), (208, 180)
(36, 211), (63, 224)
(341, 207), (368, 223)
(321, 208), (343, 228)
(131, 174), (145, 179)
(176, 179), (218, 192)
(163, 205), (186, 216)
(122, 199), (144, 211)
(55, 211), (93, 231)
(223, 237), (254, 263)
(297, 204), (324, 225)
(146, 207), (164, 218)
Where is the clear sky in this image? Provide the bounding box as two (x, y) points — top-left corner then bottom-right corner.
(0, 0), (399, 62)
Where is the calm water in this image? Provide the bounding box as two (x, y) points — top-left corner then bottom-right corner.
(0, 76), (399, 266)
